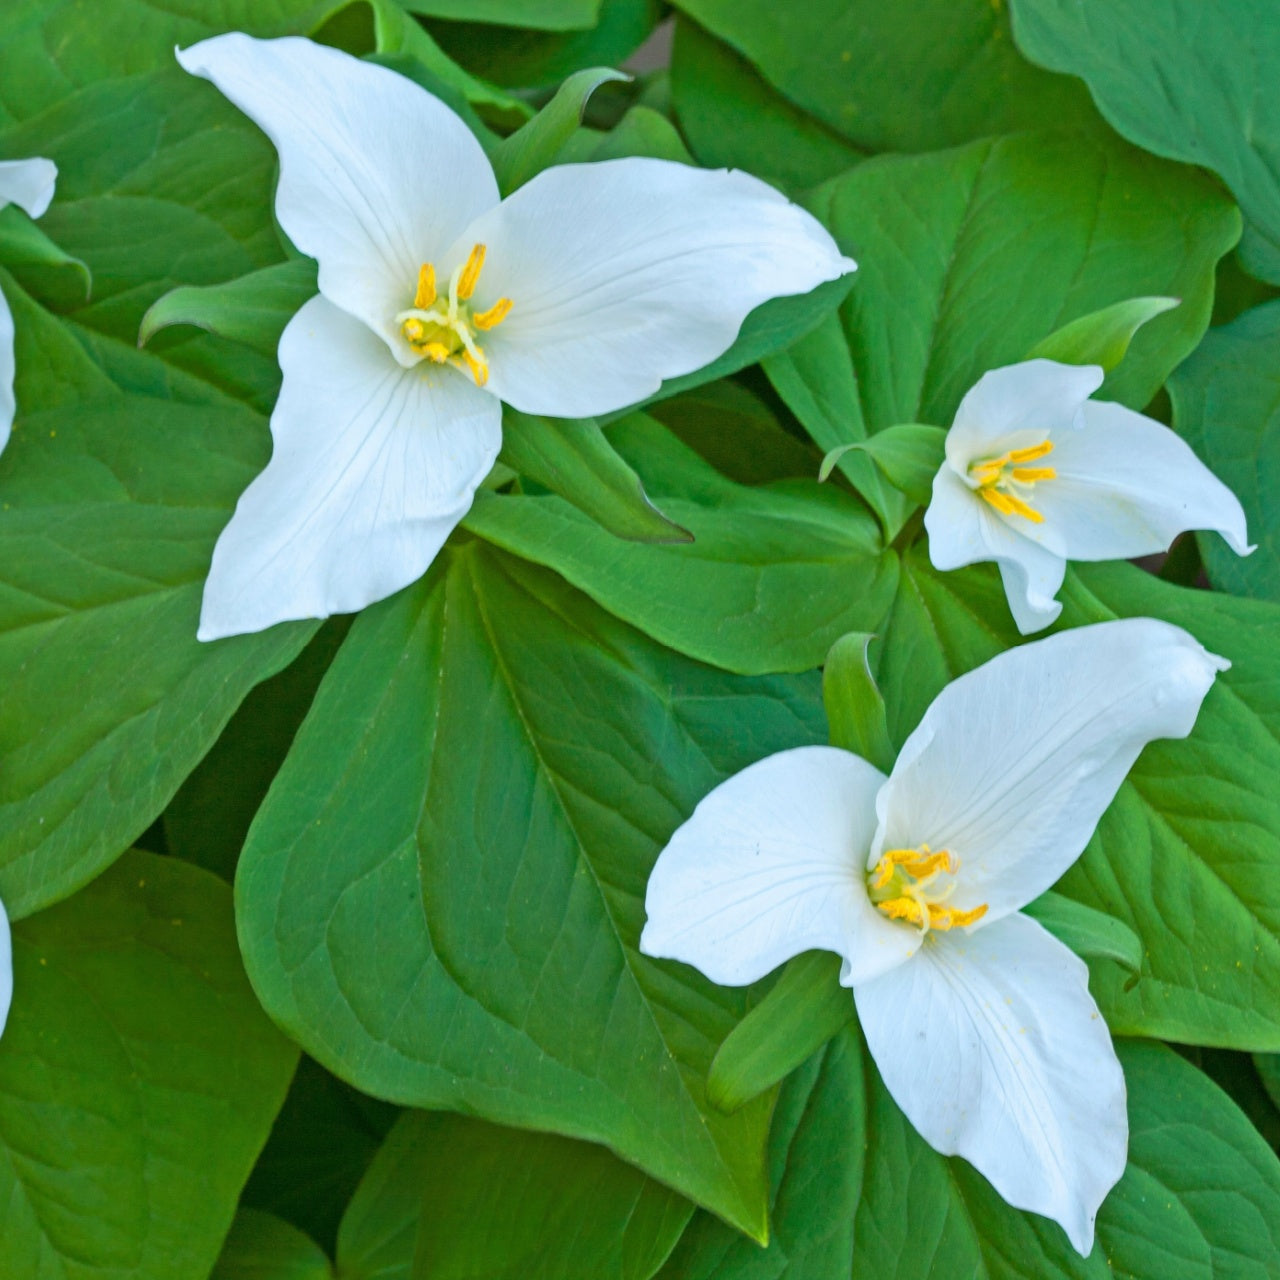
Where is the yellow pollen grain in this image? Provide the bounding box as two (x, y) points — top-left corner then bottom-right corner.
(458, 243), (486, 301)
(473, 297), (513, 331)
(414, 262), (437, 309)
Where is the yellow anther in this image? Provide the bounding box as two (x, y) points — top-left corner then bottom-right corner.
(1009, 466), (1056, 483)
(403, 318), (426, 344)
(473, 297), (513, 331)
(414, 262), (437, 310)
(457, 243), (486, 301)
(1007, 441), (1054, 464)
(421, 341), (450, 364)
(868, 843), (986, 935)
(459, 348), (489, 387)
(980, 487), (1045, 523)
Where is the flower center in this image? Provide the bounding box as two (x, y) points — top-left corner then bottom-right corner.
(394, 243), (513, 387)
(967, 440), (1056, 523)
(867, 844), (988, 935)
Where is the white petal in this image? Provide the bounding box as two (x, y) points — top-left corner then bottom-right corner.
(177, 34), (498, 363)
(0, 286), (13, 457)
(855, 913), (1127, 1256)
(1032, 399), (1253, 560)
(640, 746), (918, 988)
(456, 158), (855, 418)
(924, 466), (1066, 634)
(0, 157), (57, 219)
(946, 360), (1102, 468)
(198, 295), (500, 640)
(872, 618), (1227, 920)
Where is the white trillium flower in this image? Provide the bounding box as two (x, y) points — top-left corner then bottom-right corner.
(640, 618), (1228, 1255)
(176, 34), (856, 641)
(0, 154), (58, 457)
(924, 359), (1252, 634)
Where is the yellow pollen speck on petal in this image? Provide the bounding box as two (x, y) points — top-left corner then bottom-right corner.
(473, 297), (513, 331)
(414, 262), (437, 309)
(458, 243), (486, 301)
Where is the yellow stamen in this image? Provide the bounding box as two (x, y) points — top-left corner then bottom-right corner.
(457, 243), (486, 301)
(473, 297), (513, 331)
(1007, 441), (1054, 463)
(414, 262), (437, 310)
(459, 348), (488, 387)
(982, 488), (1045, 523)
(403, 318), (426, 344)
(867, 843), (986, 935)
(1009, 466), (1056, 483)
(421, 341), (451, 364)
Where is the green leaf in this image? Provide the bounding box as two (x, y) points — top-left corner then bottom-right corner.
(139, 259), (318, 356)
(578, 105), (696, 165)
(819, 423), (946, 506)
(211, 1211), (333, 1280)
(0, 851), (299, 1278)
(874, 549), (1280, 1050)
(671, 0), (1101, 155)
(407, 1114), (693, 1279)
(706, 952), (853, 1116)
(1022, 891), (1143, 976)
(0, 204), (90, 298)
(499, 408), (692, 544)
(810, 131), (1239, 430)
(1026, 295), (1181, 374)
(465, 413), (898, 674)
(492, 66), (631, 193)
(430, 0), (661, 92)
(1010, 0), (1280, 284)
(0, 280), (315, 919)
(241, 1057), (398, 1255)
(237, 541), (830, 1240)
(663, 1032), (1280, 1279)
(1168, 299), (1280, 602)
(670, 18), (864, 192)
(401, 0), (599, 30)
(822, 632), (894, 772)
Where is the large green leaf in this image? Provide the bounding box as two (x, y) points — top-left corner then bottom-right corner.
(464, 413), (898, 674)
(401, 0), (598, 30)
(671, 0), (1099, 156)
(0, 851), (299, 1278)
(237, 541), (830, 1239)
(874, 549), (1280, 1050)
(1010, 0), (1280, 284)
(0, 281), (314, 919)
(211, 1211), (333, 1280)
(662, 1032), (1280, 1278)
(1168, 300), (1280, 603)
(776, 130), (1238, 477)
(670, 19), (864, 193)
(391, 1112), (692, 1279)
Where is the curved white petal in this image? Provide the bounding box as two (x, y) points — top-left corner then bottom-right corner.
(872, 619), (1227, 920)
(854, 913), (1127, 1256)
(457, 158), (855, 418)
(946, 360), (1102, 468)
(640, 746), (918, 988)
(0, 286), (13, 457)
(198, 295), (500, 640)
(1032, 399), (1253, 560)
(177, 35), (498, 363)
(0, 157), (57, 219)
(924, 466), (1066, 634)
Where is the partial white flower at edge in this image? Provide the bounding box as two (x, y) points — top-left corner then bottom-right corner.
(0, 155), (58, 458)
(175, 34), (856, 642)
(924, 359), (1252, 634)
(640, 618), (1228, 1255)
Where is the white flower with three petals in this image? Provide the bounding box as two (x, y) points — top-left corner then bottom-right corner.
(640, 618), (1228, 1255)
(924, 359), (1252, 634)
(0, 154), (58, 459)
(176, 33), (856, 641)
